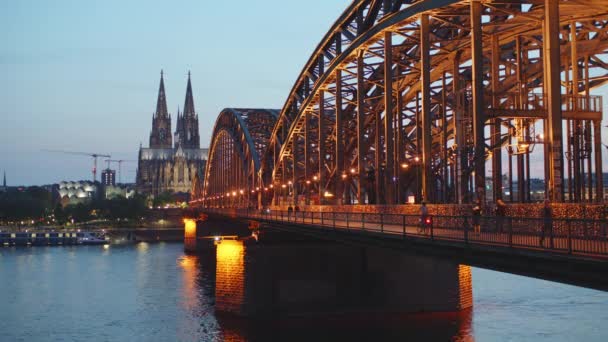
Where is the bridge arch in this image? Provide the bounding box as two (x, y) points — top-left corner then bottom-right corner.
(194, 0), (608, 209)
(261, 0), (608, 207)
(201, 108), (278, 208)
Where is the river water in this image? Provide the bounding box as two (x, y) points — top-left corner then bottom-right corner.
(1, 242), (607, 341)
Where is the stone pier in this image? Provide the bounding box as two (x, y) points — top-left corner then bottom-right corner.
(214, 235), (472, 317)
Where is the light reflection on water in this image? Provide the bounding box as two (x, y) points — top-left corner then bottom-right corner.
(0, 243), (607, 341)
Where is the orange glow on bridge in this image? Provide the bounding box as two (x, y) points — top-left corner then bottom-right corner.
(215, 239), (245, 314)
(184, 219), (197, 239)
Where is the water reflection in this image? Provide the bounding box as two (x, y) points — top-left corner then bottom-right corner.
(179, 255), (200, 312)
(4, 243), (604, 341)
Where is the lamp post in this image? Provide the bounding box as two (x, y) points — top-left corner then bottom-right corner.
(305, 180), (311, 205)
(341, 172), (348, 205)
(414, 156), (421, 203)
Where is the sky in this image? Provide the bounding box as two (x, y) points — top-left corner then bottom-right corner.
(0, 0), (350, 185)
(1, 0), (607, 186)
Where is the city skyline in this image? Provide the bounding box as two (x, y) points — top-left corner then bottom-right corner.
(2, 0), (608, 186)
(1, 0), (349, 185)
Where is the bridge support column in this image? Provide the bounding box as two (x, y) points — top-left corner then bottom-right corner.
(544, 0), (565, 202)
(319, 88), (326, 203)
(357, 51), (366, 204)
(594, 120), (603, 202)
(384, 31), (395, 205)
(305, 111), (311, 204)
(470, 0), (486, 203)
(453, 53), (466, 204)
(420, 13), (433, 203)
(318, 53), (327, 204)
(336, 69), (345, 204)
(396, 71), (404, 204)
(491, 34), (502, 201)
(215, 238), (473, 317)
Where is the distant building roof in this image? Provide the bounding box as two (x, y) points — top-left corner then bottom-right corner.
(139, 148), (208, 161)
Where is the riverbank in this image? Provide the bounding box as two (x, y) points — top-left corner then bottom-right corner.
(1, 226), (184, 244)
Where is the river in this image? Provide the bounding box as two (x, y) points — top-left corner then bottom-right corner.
(1, 242), (606, 341)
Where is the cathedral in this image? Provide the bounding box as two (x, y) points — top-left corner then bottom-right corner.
(136, 71), (208, 196)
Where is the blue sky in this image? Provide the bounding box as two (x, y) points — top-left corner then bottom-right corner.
(1, 0), (607, 186)
(1, 0), (349, 185)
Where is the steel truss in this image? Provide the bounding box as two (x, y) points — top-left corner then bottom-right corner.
(200, 109), (278, 208)
(199, 0), (608, 208)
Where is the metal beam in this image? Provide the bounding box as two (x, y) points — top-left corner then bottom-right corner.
(384, 30), (395, 204)
(420, 13), (433, 203)
(357, 51), (366, 204)
(544, 0), (565, 202)
(471, 0), (486, 203)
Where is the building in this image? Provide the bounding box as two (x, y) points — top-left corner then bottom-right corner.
(56, 181), (98, 206)
(101, 169), (116, 186)
(136, 71), (208, 196)
(104, 184), (136, 199)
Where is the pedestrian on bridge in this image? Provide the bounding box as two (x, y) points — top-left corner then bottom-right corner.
(495, 199), (506, 233)
(472, 203), (482, 235)
(419, 202), (429, 234)
(540, 199), (554, 248)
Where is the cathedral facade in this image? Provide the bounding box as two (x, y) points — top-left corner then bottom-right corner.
(136, 71), (208, 196)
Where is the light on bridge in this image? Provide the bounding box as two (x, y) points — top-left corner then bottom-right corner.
(350, 168), (356, 174)
(184, 219), (197, 239)
(401, 163), (409, 169)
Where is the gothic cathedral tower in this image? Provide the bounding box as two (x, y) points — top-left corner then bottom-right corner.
(174, 72), (200, 148)
(149, 70), (172, 148)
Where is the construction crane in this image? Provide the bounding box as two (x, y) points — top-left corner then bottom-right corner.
(44, 150), (111, 182)
(104, 159), (136, 184)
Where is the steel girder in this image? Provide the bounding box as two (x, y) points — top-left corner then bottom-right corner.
(201, 109), (278, 208)
(259, 0), (608, 206)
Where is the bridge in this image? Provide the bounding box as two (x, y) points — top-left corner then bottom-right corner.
(188, 0), (608, 311)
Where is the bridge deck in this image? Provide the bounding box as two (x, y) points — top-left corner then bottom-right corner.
(202, 208), (608, 291)
(208, 208), (608, 258)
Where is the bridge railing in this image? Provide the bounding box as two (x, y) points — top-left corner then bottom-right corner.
(204, 208), (608, 258)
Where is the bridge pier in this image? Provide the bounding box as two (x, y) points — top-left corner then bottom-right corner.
(214, 235), (472, 317)
(183, 214), (251, 254)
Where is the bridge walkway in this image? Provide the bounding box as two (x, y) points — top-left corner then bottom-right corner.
(205, 208), (608, 259)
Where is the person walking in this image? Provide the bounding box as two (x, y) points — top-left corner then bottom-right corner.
(287, 205), (293, 220)
(419, 201), (429, 234)
(472, 202), (482, 235)
(495, 199), (506, 233)
(540, 199), (554, 248)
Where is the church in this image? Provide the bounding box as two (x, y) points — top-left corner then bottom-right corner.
(136, 71), (208, 196)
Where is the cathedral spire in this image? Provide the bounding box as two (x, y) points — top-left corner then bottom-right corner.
(155, 70), (169, 118)
(2, 170), (5, 188)
(149, 70), (172, 148)
(183, 71), (195, 117)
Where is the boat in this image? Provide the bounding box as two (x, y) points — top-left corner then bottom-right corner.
(77, 232), (109, 245)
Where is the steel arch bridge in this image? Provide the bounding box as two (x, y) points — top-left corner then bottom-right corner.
(196, 108), (279, 208)
(197, 0), (608, 209)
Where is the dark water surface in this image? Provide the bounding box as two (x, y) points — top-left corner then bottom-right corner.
(1, 242), (607, 341)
